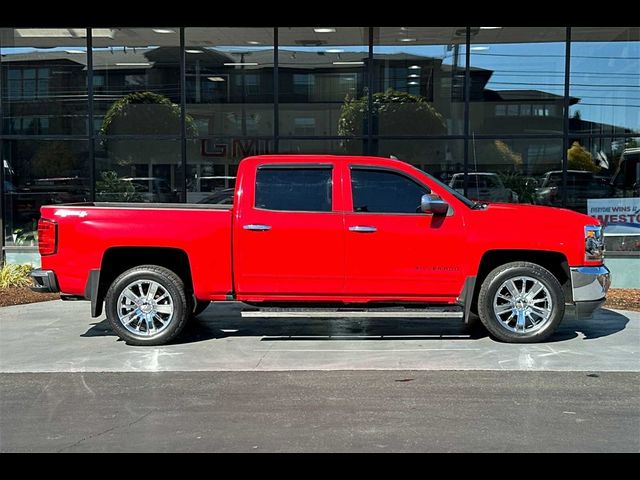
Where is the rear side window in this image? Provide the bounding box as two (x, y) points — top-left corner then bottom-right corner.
(351, 168), (429, 214)
(255, 167), (332, 212)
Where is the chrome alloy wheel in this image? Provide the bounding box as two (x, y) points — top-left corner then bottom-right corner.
(117, 280), (174, 337)
(492, 276), (553, 334)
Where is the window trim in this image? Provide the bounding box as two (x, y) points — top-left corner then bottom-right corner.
(348, 165), (432, 216)
(253, 164), (335, 214)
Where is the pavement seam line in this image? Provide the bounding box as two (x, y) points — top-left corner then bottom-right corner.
(55, 410), (154, 452)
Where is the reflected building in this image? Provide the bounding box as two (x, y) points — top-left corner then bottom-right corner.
(1, 27), (639, 261)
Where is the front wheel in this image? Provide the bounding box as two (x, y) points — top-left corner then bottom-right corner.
(477, 261), (565, 343)
(104, 265), (190, 346)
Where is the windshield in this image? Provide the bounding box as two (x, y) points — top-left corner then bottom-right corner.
(412, 167), (476, 209)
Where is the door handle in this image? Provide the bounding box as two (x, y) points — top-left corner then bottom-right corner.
(348, 225), (377, 233)
(243, 224), (272, 231)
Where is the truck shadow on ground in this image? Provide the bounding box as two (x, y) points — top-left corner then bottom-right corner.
(82, 306), (630, 345)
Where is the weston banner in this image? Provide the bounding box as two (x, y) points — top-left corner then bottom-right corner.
(587, 197), (640, 236)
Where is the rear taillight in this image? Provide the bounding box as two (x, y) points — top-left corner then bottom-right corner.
(38, 219), (57, 255)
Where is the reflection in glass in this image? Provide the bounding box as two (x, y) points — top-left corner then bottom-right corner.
(374, 139), (464, 183)
(185, 28), (274, 137)
(278, 139), (363, 156)
(186, 137), (270, 203)
(95, 139), (182, 203)
(470, 138), (563, 205)
(372, 27), (466, 136)
(2, 140), (90, 245)
(562, 136), (640, 252)
(468, 27), (567, 135)
(92, 28), (181, 135)
(570, 27), (640, 136)
(0, 28), (88, 135)
(279, 27), (368, 137)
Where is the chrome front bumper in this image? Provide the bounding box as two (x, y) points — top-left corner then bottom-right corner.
(570, 265), (611, 317)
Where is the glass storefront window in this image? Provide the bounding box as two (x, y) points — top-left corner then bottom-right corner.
(95, 139), (183, 203)
(279, 138), (363, 156)
(565, 136), (640, 252)
(185, 28), (274, 137)
(469, 138), (563, 205)
(372, 27), (466, 136)
(373, 139), (465, 183)
(278, 27), (368, 137)
(2, 26), (640, 260)
(570, 27), (640, 136)
(92, 28), (181, 135)
(469, 27), (567, 135)
(0, 28), (88, 135)
(186, 137), (272, 203)
(2, 139), (90, 245)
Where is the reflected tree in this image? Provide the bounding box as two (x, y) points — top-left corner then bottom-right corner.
(568, 141), (599, 172)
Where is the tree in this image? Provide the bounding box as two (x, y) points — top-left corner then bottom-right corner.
(339, 89), (522, 173)
(98, 92), (197, 184)
(338, 89), (447, 154)
(100, 91), (196, 136)
(568, 141), (599, 172)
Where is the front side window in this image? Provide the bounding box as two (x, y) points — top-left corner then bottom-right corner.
(351, 168), (428, 214)
(255, 167), (332, 212)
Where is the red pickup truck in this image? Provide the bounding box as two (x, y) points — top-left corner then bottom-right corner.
(31, 155), (611, 345)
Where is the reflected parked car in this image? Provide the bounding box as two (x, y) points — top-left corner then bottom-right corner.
(449, 172), (518, 203)
(610, 147), (640, 197)
(98, 177), (180, 203)
(535, 170), (611, 212)
(197, 188), (235, 205)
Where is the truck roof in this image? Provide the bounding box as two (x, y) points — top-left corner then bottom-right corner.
(241, 154), (415, 169)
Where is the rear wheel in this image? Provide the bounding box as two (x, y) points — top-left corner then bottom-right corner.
(105, 265), (189, 346)
(477, 261), (565, 343)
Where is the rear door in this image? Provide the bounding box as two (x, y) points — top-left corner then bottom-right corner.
(234, 162), (345, 298)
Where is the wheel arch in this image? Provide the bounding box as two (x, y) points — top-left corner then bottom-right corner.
(91, 247), (193, 318)
(472, 250), (572, 313)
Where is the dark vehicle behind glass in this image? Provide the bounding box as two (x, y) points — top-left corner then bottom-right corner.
(535, 170), (611, 213)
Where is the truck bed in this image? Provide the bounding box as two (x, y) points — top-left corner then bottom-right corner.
(61, 202), (232, 210)
(40, 202), (234, 300)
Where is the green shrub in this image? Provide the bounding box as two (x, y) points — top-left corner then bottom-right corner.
(0, 264), (33, 288)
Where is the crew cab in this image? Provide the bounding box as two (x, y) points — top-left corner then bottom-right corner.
(30, 155), (611, 345)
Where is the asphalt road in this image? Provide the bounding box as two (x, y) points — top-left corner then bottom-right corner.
(1, 300), (639, 452)
(1, 371), (638, 452)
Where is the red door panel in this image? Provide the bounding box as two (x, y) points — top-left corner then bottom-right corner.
(344, 212), (465, 298)
(343, 166), (466, 299)
(234, 162), (345, 297)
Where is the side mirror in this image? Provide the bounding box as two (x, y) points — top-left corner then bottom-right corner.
(421, 194), (449, 216)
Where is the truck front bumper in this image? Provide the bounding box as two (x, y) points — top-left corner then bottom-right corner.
(30, 269), (60, 294)
(570, 265), (611, 317)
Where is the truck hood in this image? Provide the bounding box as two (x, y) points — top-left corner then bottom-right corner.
(480, 203), (599, 228)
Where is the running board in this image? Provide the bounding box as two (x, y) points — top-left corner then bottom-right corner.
(241, 309), (463, 319)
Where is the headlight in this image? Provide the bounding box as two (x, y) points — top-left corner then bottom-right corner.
(584, 225), (605, 262)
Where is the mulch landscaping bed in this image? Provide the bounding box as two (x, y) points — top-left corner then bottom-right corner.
(604, 289), (640, 312)
(0, 287), (59, 307)
(1, 286), (638, 311)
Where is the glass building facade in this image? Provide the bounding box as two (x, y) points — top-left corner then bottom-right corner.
(1, 27), (639, 263)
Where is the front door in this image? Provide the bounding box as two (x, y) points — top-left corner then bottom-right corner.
(234, 164), (345, 298)
(343, 166), (465, 300)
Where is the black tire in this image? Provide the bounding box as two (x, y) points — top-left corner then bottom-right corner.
(192, 300), (211, 317)
(477, 261), (565, 343)
(104, 265), (190, 346)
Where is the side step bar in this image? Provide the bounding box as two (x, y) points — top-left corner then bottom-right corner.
(241, 309), (464, 319)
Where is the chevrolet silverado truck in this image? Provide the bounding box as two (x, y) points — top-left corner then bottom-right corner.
(30, 155), (611, 345)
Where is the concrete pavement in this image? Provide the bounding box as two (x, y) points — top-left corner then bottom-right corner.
(1, 300), (639, 452)
(0, 300), (638, 373)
